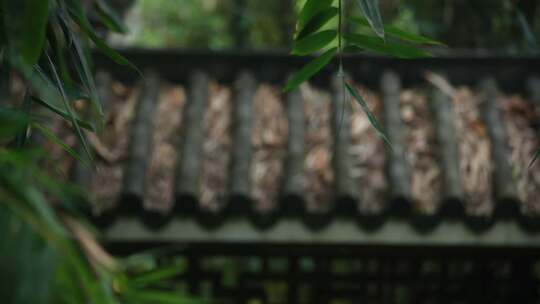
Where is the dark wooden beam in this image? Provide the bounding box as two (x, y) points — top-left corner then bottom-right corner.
(430, 84), (464, 217)
(527, 76), (540, 107)
(281, 80), (306, 216)
(174, 71), (209, 215)
(120, 70), (159, 213)
(381, 71), (411, 213)
(228, 71), (256, 214)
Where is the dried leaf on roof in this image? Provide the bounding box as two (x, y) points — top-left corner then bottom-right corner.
(251, 84), (288, 212)
(200, 82), (232, 211)
(452, 87), (493, 215)
(400, 89), (441, 214)
(302, 84), (334, 211)
(500, 95), (540, 214)
(145, 84), (186, 212)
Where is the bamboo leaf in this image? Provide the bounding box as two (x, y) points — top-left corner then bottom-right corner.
(351, 16), (443, 45)
(292, 30), (337, 55)
(31, 123), (90, 167)
(0, 170), (65, 237)
(93, 0), (127, 33)
(284, 47), (337, 92)
(345, 33), (432, 58)
(69, 31), (105, 128)
(516, 9), (539, 50)
(14, 92), (33, 148)
(529, 147), (540, 168)
(355, 0), (385, 39)
(0, 107), (30, 140)
(31, 96), (95, 131)
(3, 0), (50, 66)
(296, 7), (338, 40)
(21, 66), (93, 130)
(55, 9), (104, 127)
(131, 265), (186, 288)
(25, 65), (63, 109)
(28, 63), (93, 130)
(45, 53), (94, 165)
(297, 0), (334, 30)
(65, 0), (140, 74)
(345, 82), (392, 149)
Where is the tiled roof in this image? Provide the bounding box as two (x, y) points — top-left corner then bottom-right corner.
(76, 50), (540, 237)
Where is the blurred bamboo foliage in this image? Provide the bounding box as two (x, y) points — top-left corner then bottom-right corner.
(110, 0), (539, 53)
(0, 0), (201, 303)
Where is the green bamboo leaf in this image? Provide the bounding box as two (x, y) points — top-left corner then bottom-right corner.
(34, 65), (90, 105)
(131, 265), (186, 288)
(25, 65), (63, 108)
(0, 107), (30, 140)
(45, 53), (94, 165)
(64, 84), (90, 101)
(292, 30), (337, 55)
(345, 82), (392, 149)
(296, 7), (338, 40)
(0, 170), (65, 237)
(3, 0), (50, 66)
(81, 24), (141, 75)
(21, 66), (93, 130)
(284, 47), (337, 92)
(65, 0), (140, 74)
(28, 63), (92, 128)
(31, 96), (95, 131)
(31, 123), (90, 168)
(69, 32), (105, 128)
(529, 147), (540, 168)
(55, 9), (104, 127)
(517, 9), (539, 50)
(345, 33), (432, 58)
(351, 16), (443, 45)
(93, 0), (127, 33)
(14, 92), (33, 148)
(297, 0), (334, 30)
(33, 65), (89, 103)
(355, 0), (385, 39)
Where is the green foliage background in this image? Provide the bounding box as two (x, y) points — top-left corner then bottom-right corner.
(119, 0), (539, 53)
